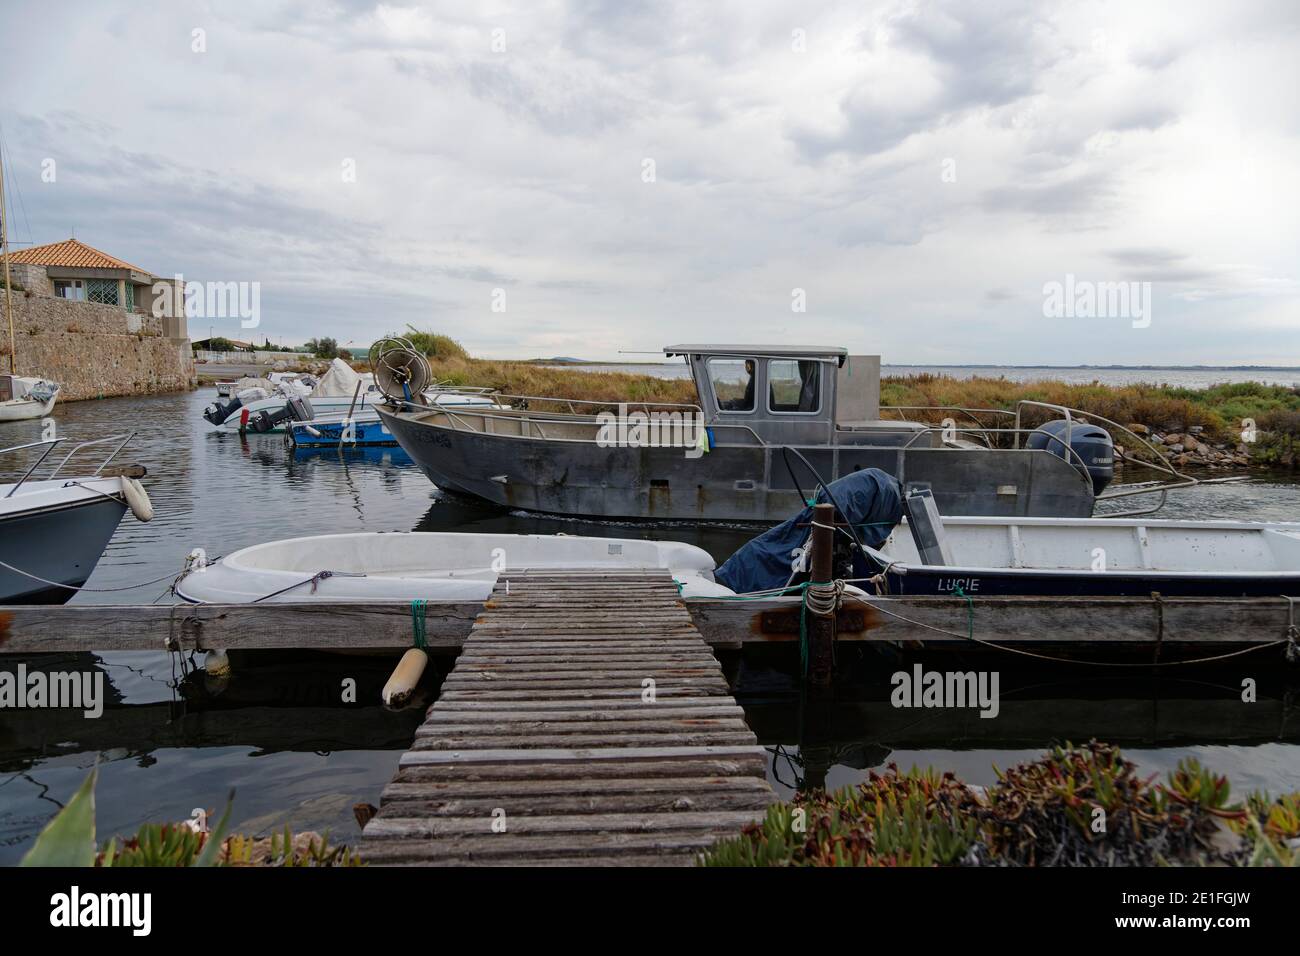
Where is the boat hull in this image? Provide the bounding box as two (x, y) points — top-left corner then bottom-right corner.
(0, 495), (128, 603)
(0, 395), (58, 422)
(288, 416), (396, 447)
(377, 408), (1096, 521)
(881, 567), (1300, 597)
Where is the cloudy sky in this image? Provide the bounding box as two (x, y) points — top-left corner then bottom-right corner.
(1, 0), (1297, 363)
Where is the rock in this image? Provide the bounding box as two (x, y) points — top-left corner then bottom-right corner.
(1174, 453), (1191, 467)
(273, 360), (288, 372)
(1164, 433), (1183, 445)
(1169, 443), (1185, 453)
(1234, 455), (1250, 465)
(1188, 425), (1204, 434)
(1127, 423), (1150, 435)
(1114, 444), (1126, 459)
(1196, 443), (1211, 456)
(1236, 443), (1249, 455)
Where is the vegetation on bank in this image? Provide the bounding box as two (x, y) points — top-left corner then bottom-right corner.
(701, 741), (1300, 867)
(20, 767), (363, 868)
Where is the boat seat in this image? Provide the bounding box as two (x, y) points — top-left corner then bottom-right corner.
(904, 488), (955, 566)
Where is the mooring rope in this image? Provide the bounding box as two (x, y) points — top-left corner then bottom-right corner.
(250, 569), (366, 603)
(411, 599), (428, 649)
(0, 557), (195, 593)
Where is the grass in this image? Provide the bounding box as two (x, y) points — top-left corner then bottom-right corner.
(701, 741), (1300, 867)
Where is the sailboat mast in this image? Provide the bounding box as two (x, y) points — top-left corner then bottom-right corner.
(0, 143), (14, 375)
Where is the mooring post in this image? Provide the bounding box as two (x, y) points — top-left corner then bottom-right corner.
(807, 501), (837, 687)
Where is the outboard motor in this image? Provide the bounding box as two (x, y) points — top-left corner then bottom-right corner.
(203, 395), (244, 426)
(247, 396), (315, 433)
(1027, 419), (1114, 496)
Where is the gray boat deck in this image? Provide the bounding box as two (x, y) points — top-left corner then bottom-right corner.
(357, 569), (777, 866)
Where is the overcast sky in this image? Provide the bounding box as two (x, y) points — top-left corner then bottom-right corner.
(1, 0), (1297, 363)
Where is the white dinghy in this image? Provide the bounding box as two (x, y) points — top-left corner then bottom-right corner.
(0, 374), (59, 422)
(176, 532), (738, 603)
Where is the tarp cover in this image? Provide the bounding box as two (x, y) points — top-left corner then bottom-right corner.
(713, 468), (903, 595)
(312, 358), (364, 398)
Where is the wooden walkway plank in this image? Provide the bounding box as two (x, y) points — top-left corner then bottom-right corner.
(360, 569), (775, 866)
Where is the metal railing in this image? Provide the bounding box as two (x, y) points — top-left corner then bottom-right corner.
(2, 432), (136, 498)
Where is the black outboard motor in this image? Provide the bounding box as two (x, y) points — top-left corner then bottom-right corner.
(1027, 419), (1114, 495)
(203, 395), (245, 426)
(247, 396), (315, 433)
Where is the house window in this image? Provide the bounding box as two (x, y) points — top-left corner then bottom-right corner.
(768, 359), (821, 413)
(86, 278), (120, 306)
(708, 358), (755, 413)
(125, 283), (136, 311)
(54, 280), (85, 301)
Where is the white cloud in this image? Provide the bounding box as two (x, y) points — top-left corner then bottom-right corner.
(1, 0), (1296, 363)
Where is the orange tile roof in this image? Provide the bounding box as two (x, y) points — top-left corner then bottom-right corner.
(5, 238), (151, 274)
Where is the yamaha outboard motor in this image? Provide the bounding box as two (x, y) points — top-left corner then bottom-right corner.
(247, 396), (315, 433)
(1027, 419), (1114, 495)
(203, 395), (244, 426)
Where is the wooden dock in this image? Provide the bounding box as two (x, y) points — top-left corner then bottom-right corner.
(357, 569), (777, 866)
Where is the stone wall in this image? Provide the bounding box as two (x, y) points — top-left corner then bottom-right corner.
(4, 262), (54, 296)
(5, 293), (196, 400)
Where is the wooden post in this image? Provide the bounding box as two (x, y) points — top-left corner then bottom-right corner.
(806, 502), (836, 687)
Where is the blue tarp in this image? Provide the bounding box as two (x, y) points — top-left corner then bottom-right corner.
(714, 468), (903, 594)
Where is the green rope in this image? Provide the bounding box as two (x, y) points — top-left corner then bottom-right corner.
(951, 584), (975, 640)
(410, 599), (428, 650)
(799, 579), (834, 678)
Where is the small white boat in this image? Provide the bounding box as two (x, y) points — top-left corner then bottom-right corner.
(0, 374), (60, 422)
(177, 532), (737, 603)
(0, 434), (153, 603)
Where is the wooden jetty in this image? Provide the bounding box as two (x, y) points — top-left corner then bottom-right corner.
(357, 569), (778, 866)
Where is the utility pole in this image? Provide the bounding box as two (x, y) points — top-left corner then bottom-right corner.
(0, 143), (16, 374)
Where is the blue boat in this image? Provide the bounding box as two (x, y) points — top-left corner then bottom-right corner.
(287, 413), (398, 448)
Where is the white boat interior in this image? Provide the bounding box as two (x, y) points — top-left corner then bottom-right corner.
(871, 516), (1300, 574)
(177, 532), (738, 603)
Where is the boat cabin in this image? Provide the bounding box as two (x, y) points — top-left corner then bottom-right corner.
(663, 344), (931, 447)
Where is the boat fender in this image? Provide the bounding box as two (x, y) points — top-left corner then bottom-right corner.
(204, 649), (231, 677)
(382, 648), (428, 706)
(123, 477), (154, 522)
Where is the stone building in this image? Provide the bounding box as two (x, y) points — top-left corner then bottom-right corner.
(2, 238), (195, 400)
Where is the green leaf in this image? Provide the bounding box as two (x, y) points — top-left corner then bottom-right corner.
(20, 766), (98, 867)
(193, 791), (235, 868)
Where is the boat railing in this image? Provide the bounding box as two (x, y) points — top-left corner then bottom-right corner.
(885, 401), (1200, 514)
(1012, 400), (1198, 514)
(406, 394), (784, 448)
(2, 432), (136, 498)
(882, 405), (1016, 448)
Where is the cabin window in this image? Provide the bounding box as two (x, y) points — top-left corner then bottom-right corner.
(768, 359), (821, 413)
(708, 358), (755, 413)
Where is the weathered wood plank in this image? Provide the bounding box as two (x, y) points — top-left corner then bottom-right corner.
(364, 809), (767, 839)
(380, 776), (774, 801)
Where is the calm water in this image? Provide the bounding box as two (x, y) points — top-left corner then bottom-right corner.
(1, 388), (1299, 863)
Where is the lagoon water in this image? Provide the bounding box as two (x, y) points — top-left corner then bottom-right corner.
(1, 387), (1299, 862)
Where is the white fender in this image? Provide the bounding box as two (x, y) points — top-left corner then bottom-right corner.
(382, 648), (428, 706)
(122, 477), (154, 522)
